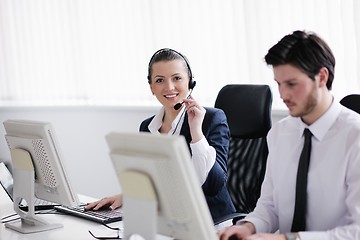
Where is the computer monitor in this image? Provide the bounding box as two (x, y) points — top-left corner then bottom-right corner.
(3, 119), (80, 233)
(106, 132), (218, 240)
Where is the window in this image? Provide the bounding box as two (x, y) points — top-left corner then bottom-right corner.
(0, 0), (359, 109)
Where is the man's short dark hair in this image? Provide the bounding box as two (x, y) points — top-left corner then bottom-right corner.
(265, 30), (335, 90)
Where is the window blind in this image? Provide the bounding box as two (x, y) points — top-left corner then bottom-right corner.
(0, 0), (359, 109)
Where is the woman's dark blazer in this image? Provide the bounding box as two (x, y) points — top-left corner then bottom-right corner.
(139, 107), (235, 223)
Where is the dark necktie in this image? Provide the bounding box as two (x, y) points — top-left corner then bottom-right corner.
(291, 128), (312, 232)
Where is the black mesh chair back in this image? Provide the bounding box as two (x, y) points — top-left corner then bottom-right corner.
(340, 94), (360, 114)
(215, 84), (272, 215)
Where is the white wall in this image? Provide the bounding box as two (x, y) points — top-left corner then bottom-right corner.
(0, 106), (288, 199)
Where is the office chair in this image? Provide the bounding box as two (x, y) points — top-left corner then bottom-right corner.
(214, 84), (272, 224)
(340, 94), (360, 114)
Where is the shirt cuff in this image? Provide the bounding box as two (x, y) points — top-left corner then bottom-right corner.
(298, 231), (328, 240)
(190, 137), (209, 154)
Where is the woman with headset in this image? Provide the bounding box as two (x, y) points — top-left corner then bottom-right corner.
(85, 48), (235, 223)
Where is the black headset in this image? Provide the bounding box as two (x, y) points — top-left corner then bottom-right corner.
(147, 48), (196, 90)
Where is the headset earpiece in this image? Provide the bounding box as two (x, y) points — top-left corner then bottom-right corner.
(189, 80), (196, 90)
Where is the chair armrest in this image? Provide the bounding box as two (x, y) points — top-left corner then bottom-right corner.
(214, 212), (247, 226)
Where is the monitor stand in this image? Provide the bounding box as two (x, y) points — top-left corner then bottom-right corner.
(120, 170), (157, 240)
(5, 148), (63, 234)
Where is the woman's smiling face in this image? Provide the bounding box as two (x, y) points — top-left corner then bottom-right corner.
(149, 59), (190, 110)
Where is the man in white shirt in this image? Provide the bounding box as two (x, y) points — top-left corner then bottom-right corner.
(219, 30), (360, 240)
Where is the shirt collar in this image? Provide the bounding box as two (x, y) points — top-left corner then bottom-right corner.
(148, 106), (186, 135)
(297, 100), (342, 141)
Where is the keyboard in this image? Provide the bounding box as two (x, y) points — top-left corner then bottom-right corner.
(54, 205), (123, 224)
(34, 198), (53, 205)
(19, 198), (60, 211)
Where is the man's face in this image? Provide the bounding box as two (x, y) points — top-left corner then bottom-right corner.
(274, 64), (319, 118)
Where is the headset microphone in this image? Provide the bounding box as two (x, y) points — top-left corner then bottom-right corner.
(174, 81), (196, 110)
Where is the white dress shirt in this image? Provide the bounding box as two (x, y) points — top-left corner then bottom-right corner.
(147, 106), (216, 184)
(241, 101), (360, 240)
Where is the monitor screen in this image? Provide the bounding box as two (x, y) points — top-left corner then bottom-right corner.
(3, 119), (80, 233)
(106, 132), (218, 240)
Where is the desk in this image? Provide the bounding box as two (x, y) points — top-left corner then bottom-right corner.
(0, 187), (173, 240)
(1, 187), (230, 239)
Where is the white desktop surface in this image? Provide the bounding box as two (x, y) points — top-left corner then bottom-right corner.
(0, 187), (173, 240)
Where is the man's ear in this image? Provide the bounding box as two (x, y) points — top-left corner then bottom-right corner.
(317, 67), (329, 88)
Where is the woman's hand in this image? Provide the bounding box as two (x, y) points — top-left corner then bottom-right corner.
(84, 194), (123, 211)
(183, 96), (206, 143)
